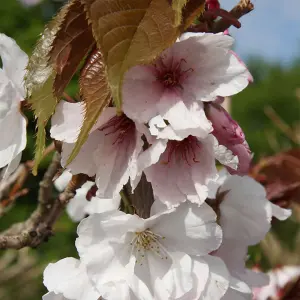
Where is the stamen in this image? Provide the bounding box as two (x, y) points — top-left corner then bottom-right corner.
(162, 136), (201, 165)
(154, 56), (194, 89)
(98, 114), (135, 145)
(130, 229), (167, 265)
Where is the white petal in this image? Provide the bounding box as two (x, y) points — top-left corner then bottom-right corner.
(219, 176), (273, 245)
(43, 257), (100, 300)
(191, 135), (219, 201)
(178, 255), (210, 300)
(123, 65), (163, 123)
(0, 34), (28, 98)
(85, 194), (121, 215)
(51, 101), (84, 143)
(95, 129), (143, 198)
(42, 292), (66, 300)
(207, 168), (229, 199)
(1, 152), (22, 179)
(0, 83), (26, 169)
(76, 211), (142, 256)
(161, 252), (194, 298)
(66, 181), (94, 222)
(61, 130), (102, 176)
(137, 139), (167, 175)
(213, 137), (239, 170)
(157, 91), (212, 139)
(271, 203), (292, 221)
(84, 241), (132, 290)
(199, 255), (230, 300)
(222, 277), (252, 300)
(54, 170), (72, 192)
(152, 202), (222, 256)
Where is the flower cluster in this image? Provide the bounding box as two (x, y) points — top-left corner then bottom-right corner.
(0, 32), (292, 299)
(43, 172), (291, 300)
(43, 33), (291, 299)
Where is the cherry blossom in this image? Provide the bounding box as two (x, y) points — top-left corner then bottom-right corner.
(122, 32), (250, 139)
(0, 34), (28, 176)
(43, 257), (100, 300)
(75, 201), (222, 299)
(205, 101), (252, 175)
(54, 171), (120, 222)
(207, 173), (291, 299)
(51, 102), (144, 198)
(137, 134), (218, 208)
(254, 265), (300, 300)
(210, 174), (291, 246)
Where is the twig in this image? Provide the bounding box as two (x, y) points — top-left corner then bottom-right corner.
(0, 153), (88, 249)
(211, 0), (254, 33)
(264, 106), (300, 145)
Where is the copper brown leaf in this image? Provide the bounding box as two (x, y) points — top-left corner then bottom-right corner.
(181, 0), (206, 29)
(26, 0), (79, 174)
(66, 48), (111, 165)
(82, 0), (180, 111)
(50, 0), (95, 97)
(252, 148), (300, 207)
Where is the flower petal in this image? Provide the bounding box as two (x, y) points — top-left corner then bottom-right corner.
(153, 202), (222, 256)
(66, 181), (94, 222)
(157, 91), (212, 139)
(51, 101), (84, 144)
(200, 255), (230, 300)
(123, 65), (163, 123)
(43, 257), (100, 300)
(0, 34), (28, 98)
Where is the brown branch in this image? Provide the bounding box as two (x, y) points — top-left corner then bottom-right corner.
(211, 0), (254, 33)
(0, 153), (88, 249)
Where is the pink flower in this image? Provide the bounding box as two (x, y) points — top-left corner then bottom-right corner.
(51, 101), (144, 198)
(137, 135), (218, 208)
(122, 32), (251, 139)
(205, 101), (252, 175)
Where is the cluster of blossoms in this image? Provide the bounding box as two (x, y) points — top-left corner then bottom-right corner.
(253, 265), (300, 299)
(0, 31), (292, 300)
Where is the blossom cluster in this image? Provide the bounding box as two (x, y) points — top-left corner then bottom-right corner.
(0, 32), (292, 299)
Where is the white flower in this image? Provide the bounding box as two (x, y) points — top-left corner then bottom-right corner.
(206, 173), (292, 299)
(0, 34), (28, 175)
(214, 240), (268, 300)
(43, 257), (100, 300)
(210, 174), (292, 246)
(254, 265), (300, 300)
(137, 135), (218, 208)
(55, 170), (120, 222)
(75, 201), (222, 299)
(43, 257), (135, 300)
(51, 102), (144, 198)
(122, 32), (250, 139)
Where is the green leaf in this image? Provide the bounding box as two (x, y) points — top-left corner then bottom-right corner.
(172, 0), (188, 26)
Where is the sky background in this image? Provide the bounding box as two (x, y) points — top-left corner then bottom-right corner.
(222, 0), (300, 66)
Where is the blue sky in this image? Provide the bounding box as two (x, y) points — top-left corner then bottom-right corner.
(222, 0), (300, 65)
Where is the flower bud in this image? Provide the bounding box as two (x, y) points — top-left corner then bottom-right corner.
(205, 102), (252, 175)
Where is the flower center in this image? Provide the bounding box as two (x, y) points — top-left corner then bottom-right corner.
(162, 135), (201, 165)
(130, 229), (167, 265)
(154, 57), (193, 89)
(98, 114), (135, 145)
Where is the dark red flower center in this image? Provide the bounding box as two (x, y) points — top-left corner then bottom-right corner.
(98, 114), (135, 145)
(163, 136), (201, 165)
(154, 58), (193, 89)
